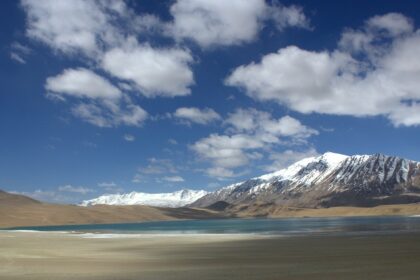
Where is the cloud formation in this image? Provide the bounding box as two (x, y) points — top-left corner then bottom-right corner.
(21, 0), (197, 126)
(226, 13), (420, 126)
(192, 108), (318, 178)
(168, 0), (309, 48)
(174, 107), (221, 125)
(45, 68), (148, 127)
(46, 68), (121, 100)
(102, 42), (194, 97)
(21, 0), (125, 57)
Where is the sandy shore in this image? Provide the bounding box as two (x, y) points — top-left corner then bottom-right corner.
(1, 231), (420, 280)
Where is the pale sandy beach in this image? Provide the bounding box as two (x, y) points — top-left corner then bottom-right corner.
(1, 231), (420, 280)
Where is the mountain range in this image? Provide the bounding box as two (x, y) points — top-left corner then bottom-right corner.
(81, 189), (208, 207)
(192, 152), (420, 208)
(81, 152), (420, 209)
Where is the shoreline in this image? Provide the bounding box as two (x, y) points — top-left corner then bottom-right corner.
(2, 200), (420, 229)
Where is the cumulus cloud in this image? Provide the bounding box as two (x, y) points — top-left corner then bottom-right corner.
(225, 108), (318, 139)
(46, 68), (121, 100)
(168, 0), (309, 48)
(366, 13), (413, 37)
(226, 13), (420, 126)
(192, 108), (317, 178)
(45, 68), (147, 127)
(21, 0), (197, 121)
(173, 107), (221, 125)
(102, 41), (194, 97)
(21, 0), (126, 57)
(21, 1), (195, 97)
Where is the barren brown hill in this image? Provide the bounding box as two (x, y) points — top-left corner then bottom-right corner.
(0, 190), (40, 206)
(226, 202), (420, 218)
(0, 190), (223, 228)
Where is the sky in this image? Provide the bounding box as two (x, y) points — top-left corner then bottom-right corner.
(1, 0), (420, 204)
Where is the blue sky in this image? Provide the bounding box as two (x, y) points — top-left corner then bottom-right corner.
(1, 0), (420, 203)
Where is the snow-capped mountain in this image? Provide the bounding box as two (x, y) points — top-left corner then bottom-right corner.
(192, 152), (420, 208)
(81, 189), (208, 208)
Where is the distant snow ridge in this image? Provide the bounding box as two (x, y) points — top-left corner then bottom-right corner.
(80, 189), (208, 208)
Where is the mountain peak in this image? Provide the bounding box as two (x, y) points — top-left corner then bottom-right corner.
(319, 151), (348, 160)
(192, 152), (420, 208)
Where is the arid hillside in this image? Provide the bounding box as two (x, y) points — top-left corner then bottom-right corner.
(0, 190), (222, 228)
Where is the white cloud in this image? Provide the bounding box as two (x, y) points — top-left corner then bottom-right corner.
(163, 176), (185, 182)
(226, 13), (420, 126)
(192, 133), (262, 169)
(174, 107), (221, 125)
(102, 41), (194, 97)
(58, 184), (93, 194)
(192, 109), (317, 178)
(21, 0), (124, 57)
(45, 68), (147, 127)
(71, 101), (147, 128)
(206, 167), (237, 179)
(123, 134), (135, 142)
(225, 108), (318, 139)
(268, 2), (310, 31)
(264, 148), (319, 172)
(168, 0), (309, 48)
(22, 1), (196, 100)
(366, 13), (413, 37)
(46, 68), (121, 100)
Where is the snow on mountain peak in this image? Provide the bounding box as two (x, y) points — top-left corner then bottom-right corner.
(257, 152), (348, 182)
(80, 189), (208, 208)
(318, 152), (348, 165)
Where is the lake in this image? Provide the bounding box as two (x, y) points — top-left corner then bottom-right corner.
(6, 215), (420, 235)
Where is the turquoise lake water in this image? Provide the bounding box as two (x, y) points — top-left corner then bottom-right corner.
(6, 216), (420, 235)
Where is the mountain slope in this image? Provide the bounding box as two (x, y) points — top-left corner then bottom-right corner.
(192, 152), (420, 208)
(0, 190), (221, 228)
(0, 190), (40, 206)
(81, 189), (208, 207)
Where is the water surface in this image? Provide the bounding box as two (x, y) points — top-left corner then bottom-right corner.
(6, 216), (420, 236)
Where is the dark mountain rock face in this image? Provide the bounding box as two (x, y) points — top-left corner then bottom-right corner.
(191, 153), (420, 208)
